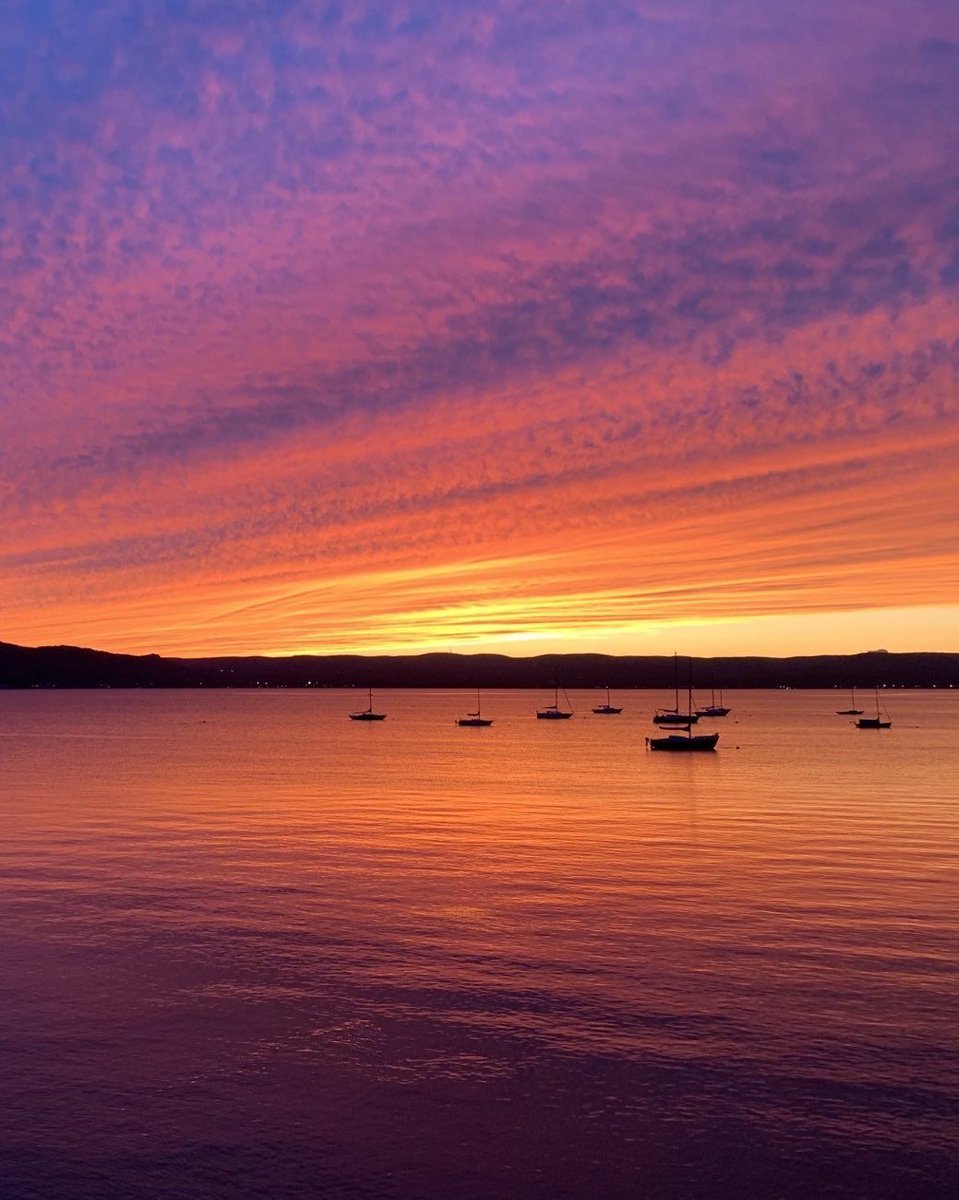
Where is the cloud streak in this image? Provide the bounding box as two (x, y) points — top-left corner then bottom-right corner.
(1, 0), (958, 654)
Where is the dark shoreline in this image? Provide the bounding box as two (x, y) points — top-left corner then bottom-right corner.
(2, 641), (957, 690)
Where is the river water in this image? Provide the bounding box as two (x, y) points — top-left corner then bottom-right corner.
(0, 689), (956, 1198)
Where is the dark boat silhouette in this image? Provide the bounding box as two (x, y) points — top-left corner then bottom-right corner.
(592, 685), (623, 715)
(856, 688), (891, 729)
(836, 685), (863, 715)
(648, 727), (719, 752)
(537, 683), (573, 719)
(349, 686), (386, 721)
(649, 665), (718, 750)
(653, 653), (699, 724)
(458, 688), (493, 727)
(696, 678), (730, 718)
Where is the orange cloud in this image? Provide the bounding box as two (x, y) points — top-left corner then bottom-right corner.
(1, 2), (958, 655)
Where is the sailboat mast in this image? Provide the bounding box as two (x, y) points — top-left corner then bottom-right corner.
(687, 657), (694, 730)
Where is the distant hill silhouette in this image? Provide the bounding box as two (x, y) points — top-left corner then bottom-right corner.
(1, 640), (957, 689)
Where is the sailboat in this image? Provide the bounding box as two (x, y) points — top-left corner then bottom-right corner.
(836, 686), (863, 716)
(696, 677), (730, 718)
(653, 653), (700, 724)
(856, 688), (891, 729)
(349, 686), (386, 721)
(648, 664), (718, 751)
(537, 683), (573, 719)
(458, 688), (493, 727)
(592, 685), (623, 715)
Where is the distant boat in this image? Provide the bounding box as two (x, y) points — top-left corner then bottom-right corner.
(649, 669), (718, 750)
(592, 685), (623, 715)
(349, 686), (386, 721)
(537, 683), (573, 720)
(458, 688), (493, 727)
(836, 686), (863, 715)
(856, 688), (891, 729)
(696, 678), (730, 717)
(648, 727), (719, 752)
(653, 653), (700, 724)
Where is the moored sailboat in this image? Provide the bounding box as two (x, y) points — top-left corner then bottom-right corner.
(592, 685), (623, 715)
(856, 688), (891, 729)
(649, 667), (718, 751)
(696, 677), (730, 718)
(836, 685), (863, 715)
(537, 683), (573, 719)
(349, 686), (386, 721)
(648, 726), (719, 751)
(653, 653), (699, 724)
(458, 688), (493, 727)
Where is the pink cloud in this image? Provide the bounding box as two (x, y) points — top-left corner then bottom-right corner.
(1, 1), (958, 653)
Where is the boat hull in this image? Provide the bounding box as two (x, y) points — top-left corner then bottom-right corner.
(837, 709), (863, 715)
(592, 705), (623, 714)
(696, 706), (730, 717)
(856, 718), (891, 729)
(537, 710), (572, 719)
(458, 717), (493, 727)
(653, 712), (699, 725)
(349, 712), (387, 721)
(648, 732), (719, 751)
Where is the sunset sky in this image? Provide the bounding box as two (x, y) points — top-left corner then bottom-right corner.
(2, 0), (958, 658)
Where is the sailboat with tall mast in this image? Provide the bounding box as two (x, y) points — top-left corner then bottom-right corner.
(349, 686), (387, 721)
(458, 687), (493, 727)
(537, 682), (573, 719)
(653, 653), (700, 725)
(696, 674), (730, 718)
(592, 685), (623, 715)
(836, 685), (863, 716)
(856, 688), (891, 729)
(648, 661), (718, 751)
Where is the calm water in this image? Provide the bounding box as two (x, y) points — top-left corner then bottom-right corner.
(1, 689), (956, 1199)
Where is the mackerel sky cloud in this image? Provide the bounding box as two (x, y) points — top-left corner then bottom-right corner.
(1, 0), (958, 655)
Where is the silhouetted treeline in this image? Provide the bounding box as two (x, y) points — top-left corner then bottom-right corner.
(1, 640), (957, 690)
